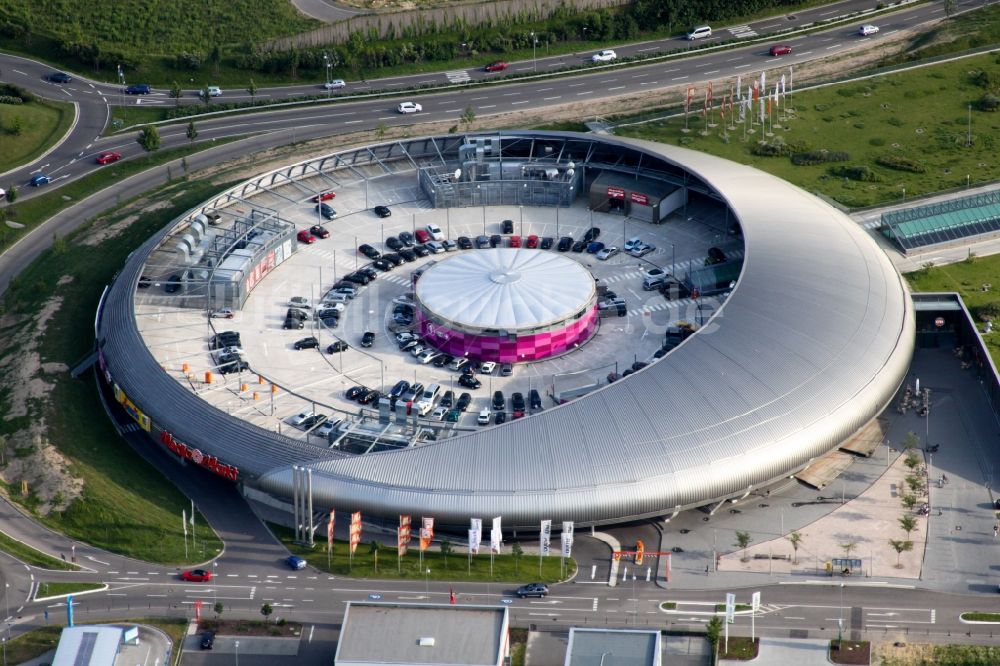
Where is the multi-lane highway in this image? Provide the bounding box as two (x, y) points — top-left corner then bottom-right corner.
(0, 0), (989, 203)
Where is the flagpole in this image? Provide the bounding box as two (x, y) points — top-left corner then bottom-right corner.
(397, 527), (401, 574)
(182, 510), (188, 560)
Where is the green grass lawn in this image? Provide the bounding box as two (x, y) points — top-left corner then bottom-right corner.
(0, 99), (74, 173)
(2, 174), (234, 563)
(270, 523), (572, 583)
(0, 530), (77, 570)
(616, 52), (1000, 208)
(904, 256), (1000, 364)
(36, 582), (104, 598)
(960, 611), (1000, 622)
(720, 637), (759, 660)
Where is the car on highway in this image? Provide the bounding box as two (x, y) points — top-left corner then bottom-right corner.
(200, 631), (215, 649)
(46, 71), (72, 83)
(124, 83), (152, 94)
(199, 86), (222, 97)
(95, 151), (122, 165)
(316, 203), (336, 219)
(297, 229), (316, 244)
(596, 246), (619, 260)
(687, 25), (712, 40)
(181, 569), (213, 582)
(484, 61), (509, 72)
(29, 173), (51, 186)
(397, 101), (423, 114)
(516, 583), (549, 598)
(859, 24), (879, 36)
(592, 49), (617, 62)
(210, 308), (235, 319)
(286, 555), (307, 570)
(769, 45), (792, 56)
(323, 79), (346, 90)
(374, 205), (392, 218)
(312, 192), (336, 202)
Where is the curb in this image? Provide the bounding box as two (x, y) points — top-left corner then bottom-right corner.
(33, 583), (108, 602)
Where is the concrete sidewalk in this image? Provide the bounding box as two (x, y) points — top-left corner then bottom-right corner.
(721, 637), (831, 665)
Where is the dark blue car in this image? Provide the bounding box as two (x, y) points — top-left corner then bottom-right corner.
(285, 555), (307, 570)
(124, 84), (151, 94)
(29, 174), (51, 187)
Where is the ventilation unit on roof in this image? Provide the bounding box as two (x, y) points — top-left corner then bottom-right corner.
(417, 637), (436, 647)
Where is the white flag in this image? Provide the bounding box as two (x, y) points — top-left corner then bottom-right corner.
(751, 591), (761, 612)
(468, 529), (478, 555)
(470, 518), (482, 554)
(560, 521), (574, 558)
(182, 510), (187, 537)
(780, 74), (786, 97)
(725, 592), (736, 623)
(760, 70), (766, 94)
(540, 520), (552, 557)
(736, 75), (742, 101)
(490, 517), (502, 554)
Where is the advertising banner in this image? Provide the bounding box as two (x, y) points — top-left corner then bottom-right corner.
(751, 591), (761, 612)
(636, 539), (645, 566)
(631, 192), (649, 206)
(725, 592), (736, 623)
(607, 186), (626, 200)
(327, 510), (335, 549)
(490, 517), (502, 554)
(560, 521), (575, 558)
(398, 515), (411, 556)
(468, 529), (478, 554)
(349, 511), (362, 555)
(419, 527), (432, 551)
(539, 520), (552, 557)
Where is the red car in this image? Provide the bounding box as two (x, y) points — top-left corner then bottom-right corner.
(509, 235), (522, 248)
(297, 229), (316, 244)
(95, 151), (122, 165)
(769, 45), (792, 56)
(484, 61), (509, 73)
(180, 569), (213, 582)
(311, 192), (336, 203)
(414, 229), (431, 244)
(525, 235), (539, 249)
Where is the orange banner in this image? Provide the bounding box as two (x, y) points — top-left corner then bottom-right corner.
(636, 540), (645, 566)
(398, 515), (411, 556)
(349, 511), (362, 555)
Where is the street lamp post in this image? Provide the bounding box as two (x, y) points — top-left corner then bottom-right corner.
(671, 243), (676, 277)
(323, 53), (331, 96)
(425, 567), (431, 595)
(531, 32), (537, 71)
(600, 651), (612, 666)
(235, 640), (240, 666)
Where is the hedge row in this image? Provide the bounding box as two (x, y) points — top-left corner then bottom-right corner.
(791, 150), (849, 166)
(875, 155), (926, 173)
(0, 96), (23, 104)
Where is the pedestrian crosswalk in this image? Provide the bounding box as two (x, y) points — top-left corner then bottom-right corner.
(381, 274), (411, 286)
(445, 70), (471, 84)
(629, 298), (695, 317)
(729, 24), (758, 38)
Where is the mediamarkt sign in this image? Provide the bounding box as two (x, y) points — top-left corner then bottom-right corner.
(160, 431), (239, 482)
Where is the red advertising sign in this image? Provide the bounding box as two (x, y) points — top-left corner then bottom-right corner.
(398, 515), (412, 556)
(245, 250), (277, 292)
(607, 186), (626, 200)
(159, 431), (239, 481)
(631, 192), (649, 205)
(350, 512), (362, 555)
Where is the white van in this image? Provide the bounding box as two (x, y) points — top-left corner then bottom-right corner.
(416, 383), (442, 415)
(687, 25), (712, 40)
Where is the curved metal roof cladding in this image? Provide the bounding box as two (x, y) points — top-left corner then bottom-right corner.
(415, 249), (595, 330)
(98, 131), (914, 529)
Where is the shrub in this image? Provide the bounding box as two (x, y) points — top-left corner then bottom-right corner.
(831, 165), (880, 182)
(887, 116), (904, 127)
(174, 52), (203, 70)
(791, 150), (849, 166)
(7, 116), (23, 136)
(972, 302), (1000, 322)
(0, 96), (23, 105)
(876, 155), (926, 173)
(978, 94), (999, 112)
(0, 83), (33, 103)
(869, 137), (886, 146)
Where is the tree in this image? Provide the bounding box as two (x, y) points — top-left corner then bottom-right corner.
(903, 432), (920, 451)
(734, 531), (752, 562)
(511, 541), (523, 574)
(201, 85), (212, 106)
(137, 125), (161, 152)
(7, 115), (22, 136)
(898, 515), (917, 538)
(705, 616), (723, 657)
(169, 81), (182, 106)
(460, 105), (476, 127)
(213, 601), (224, 618)
(901, 493), (918, 511)
(0, 434), (7, 466)
(440, 539), (452, 570)
(6, 184), (16, 203)
(905, 475), (923, 495)
(888, 539), (913, 568)
(840, 541), (857, 559)
(186, 121), (198, 144)
(260, 602), (273, 623)
(786, 531), (802, 564)
(247, 78), (258, 104)
(943, 0), (956, 17)
(903, 453), (920, 471)
(369, 540), (380, 572)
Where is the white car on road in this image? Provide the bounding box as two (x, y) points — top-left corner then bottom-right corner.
(591, 50), (617, 63)
(858, 24), (879, 36)
(596, 246), (619, 261)
(397, 101), (423, 113)
(199, 86), (222, 97)
(324, 79), (346, 90)
(426, 223), (444, 240)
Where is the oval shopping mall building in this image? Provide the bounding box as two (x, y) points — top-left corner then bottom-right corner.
(95, 132), (914, 529)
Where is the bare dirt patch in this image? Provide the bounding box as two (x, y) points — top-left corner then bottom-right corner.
(80, 200), (172, 247)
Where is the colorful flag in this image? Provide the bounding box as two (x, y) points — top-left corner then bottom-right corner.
(327, 509), (335, 549)
(419, 527), (432, 551)
(685, 86), (694, 113)
(560, 521), (575, 558)
(349, 511), (362, 555)
(398, 515), (411, 556)
(540, 520), (552, 557)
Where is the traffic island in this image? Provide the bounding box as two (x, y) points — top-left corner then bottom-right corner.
(829, 639), (871, 665)
(199, 619), (302, 638)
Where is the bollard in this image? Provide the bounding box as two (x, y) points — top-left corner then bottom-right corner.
(271, 384), (278, 393)
(205, 371), (212, 384)
(241, 383), (248, 392)
(182, 362), (189, 373)
(258, 374), (265, 384)
(253, 392), (259, 401)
